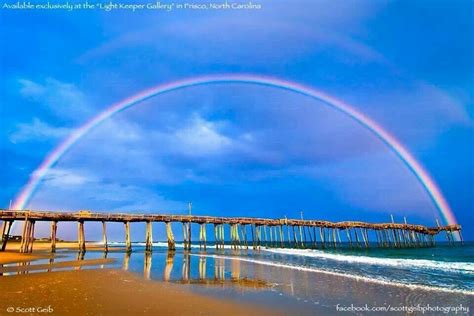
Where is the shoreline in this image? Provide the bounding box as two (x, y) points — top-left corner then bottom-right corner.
(0, 246), (278, 315)
(1, 241), (471, 315)
(0, 257), (115, 274)
(0, 268), (275, 315)
(3, 241), (473, 296)
(199, 252), (474, 296)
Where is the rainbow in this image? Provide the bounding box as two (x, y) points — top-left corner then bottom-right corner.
(12, 74), (458, 228)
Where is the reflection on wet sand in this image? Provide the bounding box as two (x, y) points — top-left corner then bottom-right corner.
(144, 252), (152, 280)
(189, 252), (474, 311)
(18, 261), (31, 274)
(0, 253), (113, 275)
(182, 252), (190, 281)
(164, 251), (174, 281)
(47, 257), (54, 272)
(3, 250), (271, 289)
(214, 256), (225, 280)
(75, 251), (84, 270)
(231, 256), (240, 280)
(162, 250), (271, 289)
(199, 254), (206, 280)
(111, 250), (270, 289)
(122, 251), (130, 271)
(100, 251), (108, 269)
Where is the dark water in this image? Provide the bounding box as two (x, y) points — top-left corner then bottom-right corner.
(3, 242), (473, 314)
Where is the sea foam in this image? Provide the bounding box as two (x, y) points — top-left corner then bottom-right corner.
(191, 253), (474, 296)
(262, 248), (474, 274)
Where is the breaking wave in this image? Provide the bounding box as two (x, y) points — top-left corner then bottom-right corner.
(192, 253), (474, 296)
(263, 248), (474, 275)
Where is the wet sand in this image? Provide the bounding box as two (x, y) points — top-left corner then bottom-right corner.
(0, 269), (275, 315)
(0, 244), (278, 315)
(0, 257), (115, 273)
(0, 251), (53, 264)
(0, 241), (121, 267)
(1, 241), (471, 315)
(4, 240), (124, 252)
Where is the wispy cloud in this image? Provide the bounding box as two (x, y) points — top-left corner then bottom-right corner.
(9, 118), (71, 143)
(10, 77), (92, 145)
(350, 80), (473, 143)
(18, 78), (91, 121)
(77, 2), (388, 69)
(41, 168), (90, 187)
(18, 79), (46, 96)
(29, 167), (186, 212)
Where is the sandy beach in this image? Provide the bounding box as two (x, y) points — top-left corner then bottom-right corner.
(4, 241), (125, 252)
(0, 242), (278, 315)
(1, 241), (472, 315)
(0, 268), (274, 315)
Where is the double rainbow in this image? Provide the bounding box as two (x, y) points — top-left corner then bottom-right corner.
(12, 74), (457, 228)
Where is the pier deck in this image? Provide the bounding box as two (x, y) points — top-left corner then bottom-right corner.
(0, 210), (462, 253)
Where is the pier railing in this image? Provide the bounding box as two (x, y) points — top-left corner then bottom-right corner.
(0, 210), (462, 253)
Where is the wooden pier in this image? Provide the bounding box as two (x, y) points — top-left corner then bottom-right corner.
(0, 210), (462, 253)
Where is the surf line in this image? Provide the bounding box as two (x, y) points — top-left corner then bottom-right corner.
(190, 253), (474, 296)
(11, 74), (457, 232)
(262, 248), (474, 273)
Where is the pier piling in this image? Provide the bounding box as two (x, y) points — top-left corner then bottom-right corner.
(78, 221), (85, 253)
(199, 223), (207, 250)
(1, 220), (13, 251)
(166, 222), (175, 250)
(50, 221), (57, 253)
(145, 221), (153, 252)
(102, 221), (108, 252)
(124, 221), (131, 253)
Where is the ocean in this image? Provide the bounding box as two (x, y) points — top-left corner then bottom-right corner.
(4, 242), (473, 314)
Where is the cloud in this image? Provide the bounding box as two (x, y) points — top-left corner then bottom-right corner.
(18, 79), (46, 96)
(350, 80), (473, 143)
(29, 167), (186, 212)
(57, 112), (257, 185)
(9, 118), (71, 143)
(172, 114), (233, 156)
(77, 2), (389, 70)
(18, 78), (91, 121)
(288, 152), (437, 217)
(33, 81), (392, 192)
(40, 168), (90, 187)
(14, 76), (462, 220)
(412, 82), (472, 125)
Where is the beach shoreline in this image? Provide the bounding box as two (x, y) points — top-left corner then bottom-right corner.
(1, 241), (472, 315)
(0, 268), (275, 316)
(0, 244), (279, 316)
(0, 241), (277, 315)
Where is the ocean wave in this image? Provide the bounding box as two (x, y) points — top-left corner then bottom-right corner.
(192, 253), (474, 296)
(262, 248), (474, 274)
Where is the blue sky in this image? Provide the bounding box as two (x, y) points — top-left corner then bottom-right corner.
(1, 0), (473, 241)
